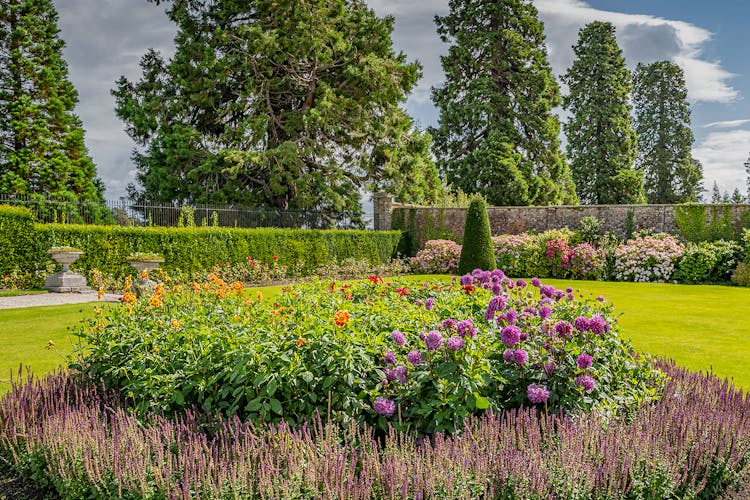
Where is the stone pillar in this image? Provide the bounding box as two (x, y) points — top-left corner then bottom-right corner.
(372, 192), (393, 230)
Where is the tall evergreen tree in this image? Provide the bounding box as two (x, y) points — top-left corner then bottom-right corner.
(729, 187), (744, 204)
(430, 0), (577, 207)
(711, 181), (722, 204)
(115, 0), (439, 225)
(563, 21), (643, 205)
(745, 153), (750, 201)
(633, 61), (703, 203)
(0, 0), (103, 200)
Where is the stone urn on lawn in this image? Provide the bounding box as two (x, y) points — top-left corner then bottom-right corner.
(127, 252), (165, 291)
(44, 246), (92, 293)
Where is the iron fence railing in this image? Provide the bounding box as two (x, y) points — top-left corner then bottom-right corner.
(0, 194), (368, 229)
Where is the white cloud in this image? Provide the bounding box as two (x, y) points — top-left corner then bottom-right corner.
(535, 0), (739, 103)
(703, 119), (750, 129)
(692, 130), (750, 195)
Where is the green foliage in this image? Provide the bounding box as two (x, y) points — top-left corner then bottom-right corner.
(633, 62), (703, 203)
(430, 0), (577, 206)
(563, 22), (643, 204)
(0, 205), (39, 277)
(116, 0), (429, 223)
(576, 216), (603, 245)
(0, 0), (104, 203)
(24, 224), (401, 279)
(731, 262), (750, 287)
(675, 203), (736, 242)
(458, 198), (496, 274)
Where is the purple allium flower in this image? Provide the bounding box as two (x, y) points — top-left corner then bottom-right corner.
(554, 320), (573, 339)
(576, 375), (595, 392)
(491, 269), (505, 279)
(489, 295), (507, 312)
(577, 353), (593, 369)
(527, 383), (550, 404)
(500, 325), (521, 347)
(567, 293), (575, 301)
(540, 285), (556, 298)
(425, 298), (435, 311)
(457, 319), (474, 337)
(446, 336), (464, 351)
(554, 290), (564, 301)
(484, 305), (496, 321)
(419, 331), (426, 341)
(425, 330), (443, 350)
(538, 305), (552, 320)
(442, 318), (457, 331)
(531, 277), (541, 287)
(523, 306), (537, 315)
(406, 350), (423, 365)
(597, 295), (605, 302)
(384, 351), (396, 365)
(394, 365), (408, 384)
(543, 361), (556, 376)
(519, 331), (529, 341)
(373, 396), (396, 417)
(512, 349), (528, 365)
(516, 279), (528, 287)
(506, 280), (514, 290)
(391, 330), (406, 346)
(505, 309), (517, 324)
(491, 283), (502, 296)
(574, 316), (590, 332)
(502, 349), (515, 362)
(565, 286), (573, 293)
(385, 368), (397, 382)
(589, 316), (609, 335)
(460, 274), (473, 286)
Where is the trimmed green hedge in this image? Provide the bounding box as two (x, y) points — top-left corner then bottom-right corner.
(31, 224), (402, 278)
(0, 205), (40, 276)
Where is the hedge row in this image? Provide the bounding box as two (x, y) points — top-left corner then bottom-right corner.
(0, 205), (403, 280)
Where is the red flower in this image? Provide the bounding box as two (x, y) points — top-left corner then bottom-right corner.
(463, 284), (475, 294)
(273, 255), (279, 261)
(395, 287), (410, 296)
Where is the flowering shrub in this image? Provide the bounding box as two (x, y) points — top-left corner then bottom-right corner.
(569, 243), (605, 280)
(72, 270), (662, 437)
(545, 237), (573, 278)
(409, 239), (461, 274)
(613, 234), (685, 282)
(491, 234), (534, 276)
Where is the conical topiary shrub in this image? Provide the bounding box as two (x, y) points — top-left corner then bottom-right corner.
(458, 196), (497, 274)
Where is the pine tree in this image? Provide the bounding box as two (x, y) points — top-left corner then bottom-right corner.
(730, 188), (744, 204)
(745, 153), (750, 201)
(633, 61), (702, 203)
(563, 21), (643, 205)
(0, 0), (103, 201)
(115, 0), (438, 225)
(430, 0), (577, 207)
(711, 181), (722, 204)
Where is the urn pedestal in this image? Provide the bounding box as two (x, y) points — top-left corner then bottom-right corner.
(44, 250), (91, 293)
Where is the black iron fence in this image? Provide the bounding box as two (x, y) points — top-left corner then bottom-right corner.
(0, 194), (368, 229)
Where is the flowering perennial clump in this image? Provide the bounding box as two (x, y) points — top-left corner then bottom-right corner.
(614, 234), (685, 282)
(410, 239), (462, 274)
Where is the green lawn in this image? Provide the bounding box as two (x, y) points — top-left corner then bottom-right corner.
(2, 277), (749, 394)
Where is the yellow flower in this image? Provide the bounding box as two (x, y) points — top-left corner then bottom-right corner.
(171, 319), (182, 329)
(121, 292), (137, 305)
(256, 291), (263, 302)
(231, 281), (243, 291)
(296, 337), (306, 347)
(94, 307), (103, 315)
(192, 282), (201, 292)
(97, 288), (104, 300)
(333, 309), (350, 327)
(149, 295), (162, 308)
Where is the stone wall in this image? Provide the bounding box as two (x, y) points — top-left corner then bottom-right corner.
(379, 198), (750, 255)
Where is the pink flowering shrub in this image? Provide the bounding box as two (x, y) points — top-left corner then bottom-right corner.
(614, 234), (685, 282)
(569, 243), (605, 280)
(491, 234), (534, 276)
(410, 239), (462, 274)
(545, 237), (573, 278)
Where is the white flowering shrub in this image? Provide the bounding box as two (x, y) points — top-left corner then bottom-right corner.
(613, 234), (685, 282)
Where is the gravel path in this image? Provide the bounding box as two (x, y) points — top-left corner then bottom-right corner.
(0, 292), (121, 310)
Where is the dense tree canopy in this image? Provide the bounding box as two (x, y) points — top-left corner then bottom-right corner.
(116, 0), (441, 225)
(430, 0), (577, 207)
(563, 21), (643, 205)
(0, 0), (103, 201)
(633, 61), (702, 203)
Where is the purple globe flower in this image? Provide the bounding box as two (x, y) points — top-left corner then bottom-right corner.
(531, 277), (541, 287)
(576, 353), (593, 369)
(516, 279), (528, 287)
(457, 319), (474, 337)
(500, 325), (521, 347)
(406, 350), (423, 365)
(373, 396), (396, 417)
(565, 286), (573, 293)
(538, 305), (552, 320)
(385, 368), (397, 382)
(460, 274), (473, 286)
(540, 285), (556, 298)
(394, 365), (408, 384)
(574, 316), (590, 332)
(425, 330), (443, 351)
(527, 383), (550, 404)
(554, 320), (573, 339)
(391, 329), (406, 346)
(512, 349), (528, 365)
(489, 295), (507, 312)
(491, 283), (502, 296)
(597, 295), (605, 302)
(442, 318), (457, 331)
(576, 375), (595, 392)
(519, 331), (529, 341)
(491, 269), (505, 279)
(505, 309), (517, 324)
(446, 336), (464, 351)
(502, 349), (515, 362)
(384, 351), (396, 365)
(425, 297), (435, 311)
(543, 361), (557, 376)
(589, 316), (609, 335)
(484, 305), (496, 321)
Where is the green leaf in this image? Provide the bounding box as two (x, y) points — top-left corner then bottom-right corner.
(269, 398), (283, 415)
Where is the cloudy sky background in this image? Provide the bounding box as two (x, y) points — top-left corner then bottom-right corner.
(53, 0), (750, 200)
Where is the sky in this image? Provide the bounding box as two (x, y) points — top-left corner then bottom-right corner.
(52, 0), (750, 200)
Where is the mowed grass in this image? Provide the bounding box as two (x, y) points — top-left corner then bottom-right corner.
(1, 276), (749, 393)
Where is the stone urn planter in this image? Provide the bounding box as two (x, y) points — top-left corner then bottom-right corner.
(126, 253), (165, 290)
(44, 247), (92, 292)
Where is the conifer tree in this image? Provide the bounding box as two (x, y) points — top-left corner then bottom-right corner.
(563, 21), (643, 205)
(633, 61), (702, 203)
(115, 0), (438, 225)
(0, 0), (103, 201)
(431, 0), (577, 207)
(745, 153), (750, 201)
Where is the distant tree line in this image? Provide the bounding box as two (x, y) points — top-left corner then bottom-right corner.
(2, 0), (744, 225)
